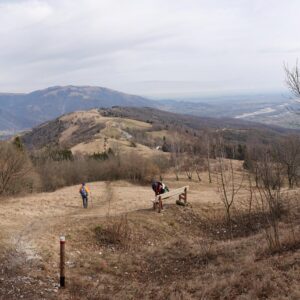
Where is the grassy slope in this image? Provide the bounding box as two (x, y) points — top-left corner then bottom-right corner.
(21, 107), (296, 154)
(0, 170), (299, 299)
(20, 109), (160, 156)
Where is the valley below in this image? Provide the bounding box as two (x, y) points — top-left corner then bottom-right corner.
(0, 86), (299, 140)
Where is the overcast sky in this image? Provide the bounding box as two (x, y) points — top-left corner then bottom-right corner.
(0, 0), (299, 98)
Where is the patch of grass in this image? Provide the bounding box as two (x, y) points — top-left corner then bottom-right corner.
(94, 215), (132, 248)
(129, 141), (137, 147)
(256, 229), (300, 258)
(124, 237), (220, 286)
(199, 209), (281, 240)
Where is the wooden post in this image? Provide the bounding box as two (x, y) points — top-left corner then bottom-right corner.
(60, 236), (65, 288)
(153, 196), (157, 211)
(178, 188), (187, 205)
(158, 196), (162, 213)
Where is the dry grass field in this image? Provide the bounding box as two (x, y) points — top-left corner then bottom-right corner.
(58, 110), (159, 157)
(0, 167), (300, 299)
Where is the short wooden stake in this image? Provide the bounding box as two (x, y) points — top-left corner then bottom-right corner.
(60, 236), (66, 288)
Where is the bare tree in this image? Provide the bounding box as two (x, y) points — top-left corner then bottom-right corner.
(258, 147), (285, 192)
(154, 154), (169, 181)
(244, 142), (265, 187)
(170, 134), (184, 181)
(273, 135), (300, 188)
(188, 143), (205, 182)
(194, 157), (204, 182)
(0, 143), (32, 196)
(245, 172), (254, 215)
(203, 133), (212, 184)
(255, 148), (285, 251)
(182, 156), (194, 180)
(284, 61), (300, 98)
(215, 138), (244, 235)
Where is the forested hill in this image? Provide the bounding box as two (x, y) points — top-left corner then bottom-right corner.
(21, 106), (296, 153)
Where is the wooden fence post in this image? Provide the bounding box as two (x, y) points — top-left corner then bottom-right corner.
(178, 188), (187, 205)
(158, 196), (162, 213)
(60, 236), (65, 288)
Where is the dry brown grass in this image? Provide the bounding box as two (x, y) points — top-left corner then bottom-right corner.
(94, 215), (132, 249)
(1, 169), (300, 299)
(63, 200), (300, 300)
(93, 181), (300, 298)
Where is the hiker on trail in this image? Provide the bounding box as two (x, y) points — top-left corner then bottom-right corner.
(79, 183), (90, 208)
(151, 181), (169, 196)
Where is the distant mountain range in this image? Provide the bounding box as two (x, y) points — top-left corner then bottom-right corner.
(0, 85), (298, 136)
(0, 86), (152, 133)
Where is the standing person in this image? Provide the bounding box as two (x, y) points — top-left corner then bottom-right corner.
(79, 183), (90, 208)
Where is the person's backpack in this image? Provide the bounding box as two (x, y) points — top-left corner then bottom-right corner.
(80, 186), (88, 197)
(161, 183), (169, 193)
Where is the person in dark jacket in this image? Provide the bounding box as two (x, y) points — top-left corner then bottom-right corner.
(79, 183), (90, 208)
(151, 181), (169, 196)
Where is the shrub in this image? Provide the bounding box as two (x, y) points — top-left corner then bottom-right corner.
(130, 141), (137, 147)
(94, 215), (131, 248)
(0, 142), (37, 196)
(90, 151), (109, 161)
(34, 151), (168, 192)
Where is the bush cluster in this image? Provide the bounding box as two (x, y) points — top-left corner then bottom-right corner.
(0, 140), (169, 195)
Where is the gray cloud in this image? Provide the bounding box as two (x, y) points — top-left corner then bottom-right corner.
(0, 0), (299, 97)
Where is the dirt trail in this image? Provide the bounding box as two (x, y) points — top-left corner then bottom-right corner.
(0, 178), (219, 299)
(1, 181), (154, 253)
(0, 178), (219, 250)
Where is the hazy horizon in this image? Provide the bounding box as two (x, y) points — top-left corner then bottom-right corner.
(0, 84), (288, 102)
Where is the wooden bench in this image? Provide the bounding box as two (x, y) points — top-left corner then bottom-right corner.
(152, 186), (189, 213)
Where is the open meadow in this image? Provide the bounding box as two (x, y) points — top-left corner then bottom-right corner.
(0, 165), (299, 300)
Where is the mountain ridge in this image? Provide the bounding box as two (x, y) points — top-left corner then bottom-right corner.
(21, 106), (295, 154)
(0, 85), (297, 135)
(0, 85), (153, 132)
